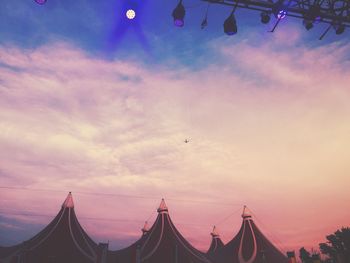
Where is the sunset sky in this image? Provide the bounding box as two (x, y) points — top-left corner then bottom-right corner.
(0, 0), (350, 255)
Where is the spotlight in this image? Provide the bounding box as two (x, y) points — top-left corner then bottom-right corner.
(277, 9), (287, 19)
(303, 19), (313, 30)
(335, 24), (345, 35)
(260, 11), (271, 24)
(307, 5), (321, 23)
(302, 5), (321, 30)
(201, 17), (208, 29)
(126, 9), (136, 20)
(272, 0), (287, 19)
(172, 0), (185, 27)
(224, 13), (237, 35)
(34, 0), (47, 4)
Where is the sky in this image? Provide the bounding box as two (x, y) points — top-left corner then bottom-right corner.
(0, 0), (350, 255)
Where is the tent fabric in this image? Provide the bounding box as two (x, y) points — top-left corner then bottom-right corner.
(0, 193), (98, 263)
(207, 226), (224, 255)
(209, 215), (288, 263)
(0, 196), (289, 263)
(107, 199), (212, 263)
(107, 228), (150, 263)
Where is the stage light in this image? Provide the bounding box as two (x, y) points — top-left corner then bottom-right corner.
(171, 0), (349, 40)
(201, 17), (208, 29)
(335, 24), (345, 35)
(272, 0), (287, 19)
(35, 0), (47, 4)
(172, 0), (185, 27)
(260, 11), (271, 24)
(126, 9), (136, 20)
(307, 5), (321, 23)
(276, 9), (287, 19)
(303, 19), (313, 30)
(302, 5), (320, 30)
(224, 13), (237, 35)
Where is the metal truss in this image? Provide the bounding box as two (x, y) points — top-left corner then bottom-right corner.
(201, 0), (350, 27)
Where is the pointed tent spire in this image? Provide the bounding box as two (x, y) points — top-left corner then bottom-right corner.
(2, 192), (98, 263)
(62, 192), (74, 208)
(141, 221), (149, 234)
(140, 198), (210, 263)
(212, 206), (288, 263)
(207, 225), (224, 255)
(242, 205), (252, 219)
(157, 198), (168, 213)
(211, 225), (220, 238)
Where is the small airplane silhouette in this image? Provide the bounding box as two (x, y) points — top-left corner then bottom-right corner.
(184, 139), (189, 143)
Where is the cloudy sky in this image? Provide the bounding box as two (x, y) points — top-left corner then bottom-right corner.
(0, 0), (350, 254)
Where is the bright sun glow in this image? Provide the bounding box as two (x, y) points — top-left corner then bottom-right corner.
(126, 9), (136, 20)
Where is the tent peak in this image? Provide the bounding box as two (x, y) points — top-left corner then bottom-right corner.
(142, 221), (149, 234)
(157, 198), (168, 213)
(211, 225), (220, 238)
(62, 192), (74, 208)
(242, 205), (252, 219)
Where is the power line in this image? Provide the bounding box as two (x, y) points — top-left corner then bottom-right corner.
(248, 207), (288, 253)
(0, 186), (242, 207)
(0, 210), (213, 228)
(145, 210), (156, 222)
(215, 207), (242, 226)
(0, 200), (289, 250)
(0, 186), (290, 242)
(0, 210), (144, 223)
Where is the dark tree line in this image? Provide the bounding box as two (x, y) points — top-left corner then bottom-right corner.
(299, 227), (350, 263)
(319, 227), (350, 263)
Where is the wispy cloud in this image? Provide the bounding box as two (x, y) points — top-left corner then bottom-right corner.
(0, 36), (350, 251)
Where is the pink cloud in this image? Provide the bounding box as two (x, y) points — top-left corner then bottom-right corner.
(0, 39), (350, 253)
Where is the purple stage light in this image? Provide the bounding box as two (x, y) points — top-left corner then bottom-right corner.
(35, 0), (47, 4)
(307, 5), (321, 24)
(224, 13), (238, 35)
(174, 19), (184, 27)
(172, 1), (185, 27)
(277, 10), (287, 19)
(314, 16), (321, 24)
(272, 0), (288, 19)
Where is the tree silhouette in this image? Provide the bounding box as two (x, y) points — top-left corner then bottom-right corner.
(299, 247), (312, 263)
(319, 227), (350, 263)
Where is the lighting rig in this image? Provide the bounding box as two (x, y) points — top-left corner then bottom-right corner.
(172, 0), (350, 39)
(34, 0), (47, 4)
(35, 0), (138, 20)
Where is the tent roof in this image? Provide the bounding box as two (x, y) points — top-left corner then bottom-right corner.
(157, 198), (168, 213)
(62, 191), (74, 208)
(207, 226), (224, 255)
(209, 208), (288, 263)
(0, 192), (98, 263)
(108, 199), (212, 263)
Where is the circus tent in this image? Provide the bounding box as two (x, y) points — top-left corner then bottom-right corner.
(0, 196), (291, 263)
(207, 226), (224, 255)
(0, 192), (99, 263)
(209, 206), (288, 263)
(106, 221), (151, 263)
(107, 199), (212, 263)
